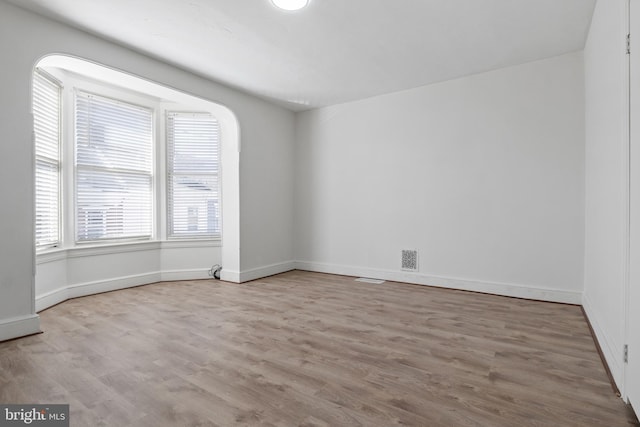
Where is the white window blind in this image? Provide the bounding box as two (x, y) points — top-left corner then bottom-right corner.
(34, 71), (61, 248)
(75, 92), (153, 242)
(167, 112), (220, 237)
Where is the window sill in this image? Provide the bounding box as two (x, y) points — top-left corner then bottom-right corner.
(36, 238), (221, 264)
(161, 238), (221, 249)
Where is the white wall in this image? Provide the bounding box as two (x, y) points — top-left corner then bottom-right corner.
(295, 52), (585, 303)
(0, 1), (295, 341)
(238, 102), (296, 281)
(583, 0), (628, 389)
(35, 241), (222, 312)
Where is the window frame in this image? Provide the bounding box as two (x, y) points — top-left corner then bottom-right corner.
(73, 89), (155, 244)
(166, 110), (221, 239)
(33, 69), (62, 250)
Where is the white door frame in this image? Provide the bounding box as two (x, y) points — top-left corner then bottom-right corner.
(627, 0), (639, 411)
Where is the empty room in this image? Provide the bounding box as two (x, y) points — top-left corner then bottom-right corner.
(0, 0), (639, 425)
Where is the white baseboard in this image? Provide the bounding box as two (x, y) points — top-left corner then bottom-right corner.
(36, 287), (70, 312)
(37, 272), (162, 312)
(294, 261), (582, 304)
(0, 314), (40, 342)
(35, 263), (297, 312)
(160, 268), (211, 282)
(238, 261), (296, 283)
(582, 292), (624, 389)
(220, 269), (241, 283)
(66, 272), (162, 299)
(35, 259), (579, 319)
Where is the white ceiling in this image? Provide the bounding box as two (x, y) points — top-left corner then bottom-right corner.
(10, 0), (595, 111)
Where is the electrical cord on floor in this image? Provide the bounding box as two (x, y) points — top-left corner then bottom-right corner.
(208, 264), (222, 280)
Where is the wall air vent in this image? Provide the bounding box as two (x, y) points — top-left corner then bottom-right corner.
(401, 249), (418, 271)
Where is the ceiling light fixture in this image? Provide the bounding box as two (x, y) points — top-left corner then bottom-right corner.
(271, 0), (309, 11)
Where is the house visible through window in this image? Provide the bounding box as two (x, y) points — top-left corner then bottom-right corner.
(75, 91), (153, 242)
(167, 112), (220, 237)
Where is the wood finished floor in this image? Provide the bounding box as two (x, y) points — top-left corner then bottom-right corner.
(0, 270), (637, 426)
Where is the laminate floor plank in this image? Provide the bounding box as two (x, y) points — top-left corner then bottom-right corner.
(0, 270), (637, 426)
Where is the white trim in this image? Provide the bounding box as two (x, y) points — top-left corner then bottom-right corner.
(583, 291), (624, 388)
(36, 263), (262, 312)
(36, 272), (161, 312)
(35, 240), (225, 312)
(160, 268), (212, 281)
(220, 269), (241, 283)
(238, 261), (296, 283)
(160, 239), (221, 249)
(65, 271), (159, 297)
(36, 249), (67, 264)
(35, 287), (70, 312)
(623, 0), (632, 401)
(36, 268), (224, 312)
(626, 0), (640, 408)
(0, 314), (40, 342)
(66, 241), (160, 258)
(295, 261), (582, 304)
(36, 239), (220, 265)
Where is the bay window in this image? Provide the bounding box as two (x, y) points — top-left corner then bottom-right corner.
(33, 69), (221, 250)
